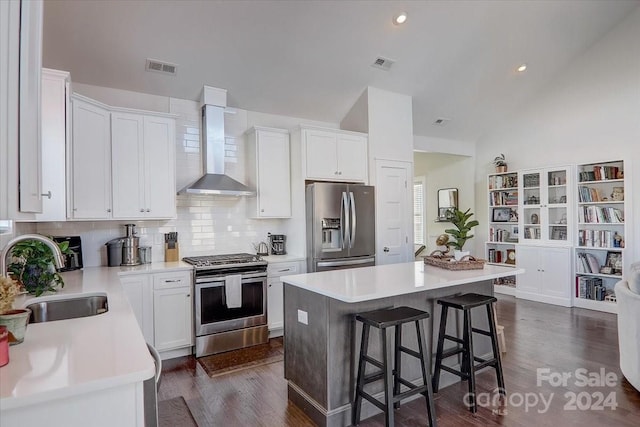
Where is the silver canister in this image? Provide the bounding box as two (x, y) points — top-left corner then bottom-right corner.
(139, 246), (152, 264)
(121, 236), (141, 266)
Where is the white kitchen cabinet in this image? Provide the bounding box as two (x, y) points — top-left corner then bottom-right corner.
(153, 271), (193, 351)
(120, 274), (154, 344)
(515, 245), (572, 306)
(111, 112), (176, 219)
(302, 126), (368, 183)
(35, 69), (70, 221)
(266, 260), (305, 335)
(246, 127), (291, 218)
(69, 95), (112, 219)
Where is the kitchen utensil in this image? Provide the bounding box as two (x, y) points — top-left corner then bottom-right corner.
(253, 241), (269, 256)
(139, 246), (152, 264)
(164, 232), (179, 261)
(268, 233), (287, 255)
(122, 224), (141, 266)
(105, 237), (125, 267)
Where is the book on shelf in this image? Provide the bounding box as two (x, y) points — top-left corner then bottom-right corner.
(488, 174), (517, 190)
(577, 229), (623, 248)
(578, 186), (604, 203)
(576, 276), (607, 300)
(579, 165), (621, 182)
(578, 206), (624, 223)
(576, 252), (601, 274)
(489, 191), (518, 206)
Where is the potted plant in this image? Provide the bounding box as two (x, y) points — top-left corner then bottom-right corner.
(445, 208), (480, 261)
(7, 239), (69, 297)
(494, 154), (507, 173)
(0, 276), (31, 345)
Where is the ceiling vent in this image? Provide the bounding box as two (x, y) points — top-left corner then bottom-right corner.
(432, 117), (451, 126)
(371, 56), (395, 71)
(145, 58), (178, 76)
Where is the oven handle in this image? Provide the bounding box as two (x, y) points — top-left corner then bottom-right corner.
(195, 273), (267, 284)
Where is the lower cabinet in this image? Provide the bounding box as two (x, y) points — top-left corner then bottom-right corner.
(266, 260), (305, 336)
(120, 269), (193, 357)
(515, 245), (572, 306)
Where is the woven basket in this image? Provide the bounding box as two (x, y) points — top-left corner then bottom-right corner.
(423, 251), (485, 270)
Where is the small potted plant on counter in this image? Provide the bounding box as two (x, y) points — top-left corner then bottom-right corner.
(445, 208), (480, 261)
(7, 239), (69, 297)
(494, 154), (507, 173)
(0, 276), (31, 345)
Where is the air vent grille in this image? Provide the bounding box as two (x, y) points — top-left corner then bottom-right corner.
(433, 117), (451, 126)
(371, 56), (395, 71)
(145, 58), (178, 76)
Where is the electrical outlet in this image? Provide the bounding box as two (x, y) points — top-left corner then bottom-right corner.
(297, 309), (308, 325)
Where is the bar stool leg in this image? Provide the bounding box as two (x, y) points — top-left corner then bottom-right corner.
(353, 323), (370, 426)
(432, 305), (448, 393)
(464, 310), (477, 413)
(393, 324), (402, 410)
(487, 303), (506, 396)
(416, 320), (438, 427)
(381, 327), (395, 427)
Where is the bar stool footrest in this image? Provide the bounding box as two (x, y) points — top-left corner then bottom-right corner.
(441, 347), (465, 359)
(471, 327), (491, 337)
(443, 334), (465, 345)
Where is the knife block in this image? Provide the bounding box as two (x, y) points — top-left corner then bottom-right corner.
(164, 243), (179, 262)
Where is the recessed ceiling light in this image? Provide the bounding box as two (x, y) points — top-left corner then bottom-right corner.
(393, 12), (407, 25)
(517, 63), (527, 73)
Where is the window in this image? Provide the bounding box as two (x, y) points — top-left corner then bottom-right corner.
(414, 177), (426, 245)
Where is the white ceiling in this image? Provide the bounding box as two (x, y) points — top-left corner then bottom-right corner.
(42, 0), (639, 143)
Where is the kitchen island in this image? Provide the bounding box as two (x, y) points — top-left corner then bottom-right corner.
(282, 261), (523, 427)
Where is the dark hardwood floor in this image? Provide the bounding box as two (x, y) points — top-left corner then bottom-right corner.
(159, 296), (640, 426)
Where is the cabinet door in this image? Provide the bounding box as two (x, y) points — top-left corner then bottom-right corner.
(71, 99), (112, 219)
(540, 247), (571, 299)
(36, 70), (68, 221)
(154, 286), (193, 351)
(144, 116), (176, 218)
(515, 245), (540, 294)
(304, 129), (338, 179)
(120, 274), (154, 344)
(257, 130), (290, 217)
(336, 133), (368, 182)
(267, 277), (284, 331)
(111, 112), (145, 218)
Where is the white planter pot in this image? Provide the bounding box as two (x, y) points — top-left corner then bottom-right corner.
(453, 250), (470, 261)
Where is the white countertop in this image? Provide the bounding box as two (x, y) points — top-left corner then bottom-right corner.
(0, 262), (192, 410)
(282, 261), (524, 303)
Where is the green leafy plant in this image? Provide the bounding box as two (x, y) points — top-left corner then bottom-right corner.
(493, 153), (506, 167)
(445, 208), (479, 251)
(7, 239), (70, 297)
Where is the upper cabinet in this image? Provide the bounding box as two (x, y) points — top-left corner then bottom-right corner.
(70, 95), (112, 219)
(301, 126), (368, 183)
(69, 94), (177, 220)
(35, 69), (70, 221)
(519, 166), (572, 246)
(246, 127), (291, 218)
(111, 112), (176, 219)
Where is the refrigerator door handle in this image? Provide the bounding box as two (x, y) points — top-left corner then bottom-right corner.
(349, 191), (356, 248)
(341, 191), (350, 249)
(316, 257), (375, 268)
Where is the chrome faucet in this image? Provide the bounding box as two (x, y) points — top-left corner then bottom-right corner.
(0, 234), (65, 278)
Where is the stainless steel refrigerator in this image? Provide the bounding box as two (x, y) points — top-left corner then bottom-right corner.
(306, 182), (375, 272)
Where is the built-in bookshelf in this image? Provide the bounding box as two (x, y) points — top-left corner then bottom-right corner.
(574, 160), (625, 314)
(487, 171), (519, 295)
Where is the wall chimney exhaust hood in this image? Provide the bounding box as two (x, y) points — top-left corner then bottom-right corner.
(179, 87), (255, 196)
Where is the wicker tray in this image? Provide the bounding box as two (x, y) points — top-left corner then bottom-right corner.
(423, 252), (485, 270)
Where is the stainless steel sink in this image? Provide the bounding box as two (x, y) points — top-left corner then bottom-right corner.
(27, 295), (109, 323)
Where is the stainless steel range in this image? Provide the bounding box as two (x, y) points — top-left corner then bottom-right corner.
(183, 253), (268, 357)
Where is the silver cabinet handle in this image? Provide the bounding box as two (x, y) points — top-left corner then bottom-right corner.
(383, 247), (390, 252)
(41, 191), (52, 199)
(186, 294), (190, 297)
(146, 209), (150, 212)
(339, 171), (342, 175)
(278, 268), (291, 272)
(164, 279), (182, 283)
(140, 208), (145, 212)
(107, 208), (111, 213)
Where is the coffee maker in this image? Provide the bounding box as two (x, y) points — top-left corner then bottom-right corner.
(268, 233), (286, 255)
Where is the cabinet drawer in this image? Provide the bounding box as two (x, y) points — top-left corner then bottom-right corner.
(153, 271), (192, 290)
(267, 262), (300, 277)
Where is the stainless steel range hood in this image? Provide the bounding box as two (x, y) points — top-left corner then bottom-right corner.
(179, 103), (255, 196)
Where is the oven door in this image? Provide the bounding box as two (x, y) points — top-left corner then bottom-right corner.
(195, 276), (267, 336)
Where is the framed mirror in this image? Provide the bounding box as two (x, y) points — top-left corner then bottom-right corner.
(437, 188), (458, 221)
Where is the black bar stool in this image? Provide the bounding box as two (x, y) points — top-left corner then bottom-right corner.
(353, 306), (437, 427)
(432, 293), (505, 413)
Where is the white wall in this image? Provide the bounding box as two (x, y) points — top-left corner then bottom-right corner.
(414, 153), (475, 253)
(414, 135), (475, 157)
(367, 87), (414, 167)
(35, 84), (338, 267)
(473, 7), (640, 268)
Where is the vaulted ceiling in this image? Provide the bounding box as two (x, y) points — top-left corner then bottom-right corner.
(42, 0), (639, 143)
